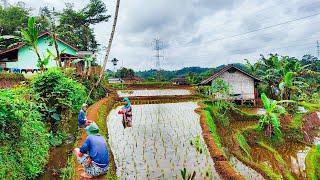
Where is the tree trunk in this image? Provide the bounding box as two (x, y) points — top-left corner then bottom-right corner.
(52, 33), (62, 68)
(86, 0), (121, 102)
(34, 45), (44, 71)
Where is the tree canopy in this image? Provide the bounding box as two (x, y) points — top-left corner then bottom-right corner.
(0, 0), (110, 51)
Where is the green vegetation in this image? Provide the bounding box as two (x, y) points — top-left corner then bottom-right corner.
(180, 168), (196, 180)
(31, 68), (87, 133)
(0, 0), (110, 52)
(247, 54), (319, 111)
(258, 93), (286, 140)
(95, 99), (117, 179)
(0, 89), (49, 179)
(306, 145), (320, 179)
(203, 109), (222, 150)
(236, 131), (251, 159)
(0, 72), (25, 80)
(257, 142), (294, 180)
(112, 83), (127, 90)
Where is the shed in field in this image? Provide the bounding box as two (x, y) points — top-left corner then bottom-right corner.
(173, 77), (188, 85)
(199, 64), (261, 105)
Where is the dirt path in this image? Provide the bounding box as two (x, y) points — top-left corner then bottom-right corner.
(74, 95), (117, 180)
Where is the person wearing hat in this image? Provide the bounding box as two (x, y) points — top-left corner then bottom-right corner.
(78, 103), (92, 128)
(74, 122), (109, 178)
(118, 97), (133, 128)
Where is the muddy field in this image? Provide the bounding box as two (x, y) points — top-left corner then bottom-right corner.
(107, 102), (219, 179)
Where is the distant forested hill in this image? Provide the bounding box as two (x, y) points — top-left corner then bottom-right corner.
(135, 67), (214, 81)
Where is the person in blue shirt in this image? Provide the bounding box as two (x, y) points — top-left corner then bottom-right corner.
(78, 103), (92, 128)
(74, 122), (109, 178)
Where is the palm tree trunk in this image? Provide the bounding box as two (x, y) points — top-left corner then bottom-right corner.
(52, 33), (62, 67)
(86, 0), (121, 102)
(34, 46), (44, 71)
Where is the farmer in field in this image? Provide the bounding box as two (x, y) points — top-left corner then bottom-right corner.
(74, 122), (109, 178)
(118, 97), (133, 128)
(78, 103), (92, 128)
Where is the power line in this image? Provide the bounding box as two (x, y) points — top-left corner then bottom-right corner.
(152, 38), (164, 81)
(170, 11), (320, 49)
(166, 39), (317, 62)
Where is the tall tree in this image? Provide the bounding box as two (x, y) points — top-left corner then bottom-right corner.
(87, 0), (120, 101)
(0, 4), (30, 50)
(57, 0), (110, 51)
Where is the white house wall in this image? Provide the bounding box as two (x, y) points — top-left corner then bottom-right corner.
(218, 70), (255, 99)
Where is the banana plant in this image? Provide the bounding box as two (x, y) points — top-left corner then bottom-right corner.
(72, 55), (94, 78)
(279, 71), (308, 101)
(258, 93), (287, 139)
(21, 17), (45, 71)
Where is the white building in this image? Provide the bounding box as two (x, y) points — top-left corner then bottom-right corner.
(199, 64), (261, 104)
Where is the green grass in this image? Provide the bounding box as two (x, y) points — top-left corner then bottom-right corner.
(257, 141), (294, 180)
(61, 157), (75, 180)
(299, 101), (320, 112)
(96, 101), (118, 179)
(235, 131), (252, 159)
(289, 113), (304, 129)
(235, 153), (283, 180)
(203, 109), (223, 150)
(306, 145), (320, 179)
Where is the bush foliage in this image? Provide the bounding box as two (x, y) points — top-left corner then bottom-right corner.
(31, 69), (87, 131)
(0, 89), (49, 179)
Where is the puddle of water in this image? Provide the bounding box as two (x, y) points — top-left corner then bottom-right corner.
(239, 108), (266, 115)
(117, 89), (191, 97)
(107, 102), (219, 179)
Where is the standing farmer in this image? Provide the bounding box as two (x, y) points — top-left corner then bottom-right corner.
(78, 103), (92, 128)
(74, 123), (109, 178)
(118, 97), (132, 128)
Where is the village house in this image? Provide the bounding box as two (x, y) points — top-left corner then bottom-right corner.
(199, 64), (261, 105)
(173, 77), (188, 85)
(0, 32), (80, 72)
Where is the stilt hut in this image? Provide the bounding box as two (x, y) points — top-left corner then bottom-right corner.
(199, 64), (261, 106)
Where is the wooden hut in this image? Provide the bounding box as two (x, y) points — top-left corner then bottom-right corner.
(199, 64), (261, 105)
(173, 77), (188, 85)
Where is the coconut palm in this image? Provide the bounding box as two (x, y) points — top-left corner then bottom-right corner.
(86, 0), (121, 101)
(96, 0), (121, 85)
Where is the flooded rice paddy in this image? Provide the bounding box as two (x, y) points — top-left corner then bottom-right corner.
(107, 102), (219, 179)
(117, 89), (191, 97)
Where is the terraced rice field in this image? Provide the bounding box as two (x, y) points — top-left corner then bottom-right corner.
(107, 102), (219, 179)
(117, 89), (191, 97)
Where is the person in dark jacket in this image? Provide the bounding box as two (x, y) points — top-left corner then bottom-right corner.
(74, 123), (109, 178)
(78, 103), (92, 128)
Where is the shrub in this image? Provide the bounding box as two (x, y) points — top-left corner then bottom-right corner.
(306, 145), (320, 179)
(0, 89), (49, 179)
(82, 76), (107, 104)
(31, 68), (87, 132)
(0, 72), (25, 81)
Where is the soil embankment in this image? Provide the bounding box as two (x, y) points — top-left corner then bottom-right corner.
(195, 102), (245, 180)
(74, 93), (118, 180)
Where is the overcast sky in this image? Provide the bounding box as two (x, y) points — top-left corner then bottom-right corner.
(6, 0), (320, 70)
